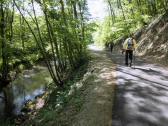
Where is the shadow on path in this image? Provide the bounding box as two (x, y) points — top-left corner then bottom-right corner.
(108, 52), (168, 126)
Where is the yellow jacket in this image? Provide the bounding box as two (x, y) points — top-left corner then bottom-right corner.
(123, 37), (137, 50)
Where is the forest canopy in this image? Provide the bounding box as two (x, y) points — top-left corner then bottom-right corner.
(0, 0), (94, 89)
(93, 0), (168, 46)
(1, 0), (167, 88)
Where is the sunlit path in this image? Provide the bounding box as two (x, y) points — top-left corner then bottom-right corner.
(110, 53), (168, 126)
(88, 44), (104, 51)
(69, 46), (116, 126)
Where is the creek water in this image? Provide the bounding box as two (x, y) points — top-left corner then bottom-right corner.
(0, 65), (52, 116)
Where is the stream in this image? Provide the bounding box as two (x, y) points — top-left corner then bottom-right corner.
(0, 65), (52, 116)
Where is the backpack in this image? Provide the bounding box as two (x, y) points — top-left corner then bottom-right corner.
(127, 38), (133, 50)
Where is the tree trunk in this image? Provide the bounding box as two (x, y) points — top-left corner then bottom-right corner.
(3, 85), (15, 117)
(0, 2), (9, 87)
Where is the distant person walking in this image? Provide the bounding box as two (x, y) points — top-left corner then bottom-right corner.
(110, 42), (114, 53)
(122, 34), (137, 66)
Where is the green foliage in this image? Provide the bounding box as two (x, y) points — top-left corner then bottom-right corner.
(28, 60), (89, 126)
(0, 0), (94, 87)
(93, 0), (168, 46)
(0, 0), (94, 122)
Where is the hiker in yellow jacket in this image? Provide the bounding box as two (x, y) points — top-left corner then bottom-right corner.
(122, 34), (137, 66)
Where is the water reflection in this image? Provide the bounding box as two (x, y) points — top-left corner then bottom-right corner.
(0, 65), (52, 116)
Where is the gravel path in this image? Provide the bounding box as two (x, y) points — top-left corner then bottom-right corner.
(53, 46), (117, 126)
(71, 48), (116, 126)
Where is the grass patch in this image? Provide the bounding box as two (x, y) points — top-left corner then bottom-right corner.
(25, 59), (92, 126)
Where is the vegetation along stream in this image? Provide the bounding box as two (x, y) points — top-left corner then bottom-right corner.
(0, 65), (51, 116)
